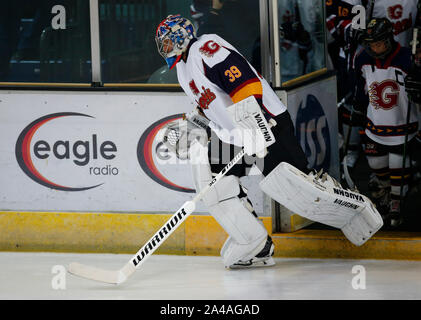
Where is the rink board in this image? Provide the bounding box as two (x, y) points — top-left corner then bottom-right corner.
(1, 211), (421, 260)
(0, 211), (270, 255)
(0, 90), (266, 215)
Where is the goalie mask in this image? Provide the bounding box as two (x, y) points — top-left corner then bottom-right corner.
(155, 15), (196, 70)
(361, 18), (395, 59)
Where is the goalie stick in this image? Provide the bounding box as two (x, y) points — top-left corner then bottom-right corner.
(342, 123), (358, 191)
(400, 26), (420, 201)
(68, 118), (275, 285)
(68, 150), (245, 284)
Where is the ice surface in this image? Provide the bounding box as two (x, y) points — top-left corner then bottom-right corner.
(1, 252), (421, 300)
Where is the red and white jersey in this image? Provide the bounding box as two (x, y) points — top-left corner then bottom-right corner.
(343, 0), (418, 47)
(176, 34), (286, 145)
(354, 44), (418, 145)
(370, 0), (418, 47)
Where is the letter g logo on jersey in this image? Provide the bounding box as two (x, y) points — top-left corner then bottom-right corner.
(369, 80), (400, 110)
(388, 5), (403, 20)
(199, 40), (221, 57)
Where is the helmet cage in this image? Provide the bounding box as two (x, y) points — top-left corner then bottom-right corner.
(362, 19), (395, 59)
(364, 37), (394, 59)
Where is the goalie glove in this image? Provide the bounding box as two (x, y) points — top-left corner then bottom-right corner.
(227, 96), (276, 158)
(184, 107), (210, 130)
(162, 118), (208, 160)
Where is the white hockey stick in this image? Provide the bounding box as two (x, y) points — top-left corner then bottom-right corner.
(69, 100), (276, 284)
(68, 147), (247, 284)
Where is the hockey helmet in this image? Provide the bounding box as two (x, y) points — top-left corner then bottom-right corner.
(155, 15), (196, 70)
(361, 18), (395, 59)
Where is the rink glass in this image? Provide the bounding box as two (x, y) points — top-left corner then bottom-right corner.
(0, 0), (92, 83)
(0, 0), (327, 87)
(277, 0), (327, 84)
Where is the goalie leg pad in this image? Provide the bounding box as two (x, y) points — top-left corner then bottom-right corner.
(190, 140), (240, 207)
(220, 188), (270, 266)
(210, 197), (268, 267)
(221, 233), (269, 268)
(189, 141), (268, 265)
(341, 199), (383, 246)
(259, 162), (383, 246)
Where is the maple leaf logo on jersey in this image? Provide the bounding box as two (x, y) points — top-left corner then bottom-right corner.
(196, 86), (216, 110)
(368, 80), (400, 110)
(189, 80), (199, 95)
(199, 40), (221, 57)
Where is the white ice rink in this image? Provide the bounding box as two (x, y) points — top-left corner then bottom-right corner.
(1, 252), (421, 300)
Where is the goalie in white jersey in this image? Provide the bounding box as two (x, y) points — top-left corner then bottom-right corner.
(353, 18), (418, 228)
(156, 15), (383, 269)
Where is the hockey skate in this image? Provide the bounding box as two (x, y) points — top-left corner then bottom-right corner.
(342, 148), (360, 169)
(368, 174), (391, 217)
(228, 236), (275, 269)
(385, 199), (403, 229)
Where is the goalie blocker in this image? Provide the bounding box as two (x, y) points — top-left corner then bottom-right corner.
(260, 162), (383, 246)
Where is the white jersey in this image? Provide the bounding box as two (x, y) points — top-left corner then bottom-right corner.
(343, 0), (418, 47)
(371, 0), (418, 47)
(354, 44), (418, 145)
(176, 34), (287, 146)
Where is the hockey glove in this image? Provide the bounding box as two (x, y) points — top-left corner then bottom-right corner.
(163, 118), (208, 160)
(350, 104), (367, 127)
(405, 68), (421, 104)
(227, 96), (276, 158)
(184, 107), (210, 130)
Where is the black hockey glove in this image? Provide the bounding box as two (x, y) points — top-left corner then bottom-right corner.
(343, 27), (363, 55)
(350, 104), (367, 127)
(405, 67), (421, 104)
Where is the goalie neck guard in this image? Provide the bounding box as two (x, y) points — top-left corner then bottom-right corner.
(155, 14), (196, 70)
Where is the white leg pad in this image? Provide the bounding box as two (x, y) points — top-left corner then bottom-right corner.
(190, 141), (240, 208)
(189, 141), (268, 265)
(259, 162), (383, 246)
(220, 200), (268, 267)
(341, 200), (384, 246)
(208, 196), (268, 246)
(220, 236), (234, 259)
(221, 234), (268, 268)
